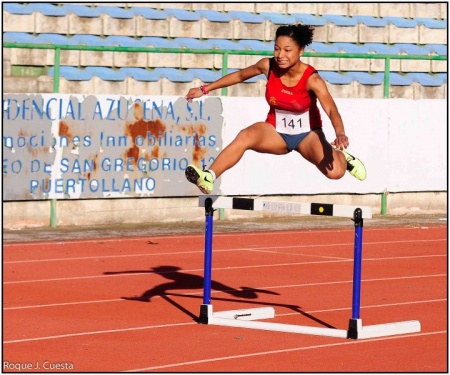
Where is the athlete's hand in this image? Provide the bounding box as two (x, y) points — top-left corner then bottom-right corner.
(185, 87), (203, 103)
(331, 134), (349, 150)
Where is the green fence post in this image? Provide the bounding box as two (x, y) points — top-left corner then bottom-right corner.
(381, 190), (388, 216)
(221, 51), (229, 96)
(383, 57), (391, 99)
(219, 51), (229, 219)
(382, 57), (391, 214)
(50, 47), (61, 228)
(53, 47), (61, 92)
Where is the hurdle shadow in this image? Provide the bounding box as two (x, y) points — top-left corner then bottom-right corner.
(165, 292), (337, 329)
(104, 265), (336, 328)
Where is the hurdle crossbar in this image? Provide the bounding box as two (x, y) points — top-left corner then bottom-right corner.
(198, 195), (373, 219)
(197, 196), (421, 340)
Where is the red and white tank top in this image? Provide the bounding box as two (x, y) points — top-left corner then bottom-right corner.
(265, 58), (322, 131)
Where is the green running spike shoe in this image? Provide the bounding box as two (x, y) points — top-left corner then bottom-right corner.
(342, 150), (367, 181)
(185, 165), (214, 194)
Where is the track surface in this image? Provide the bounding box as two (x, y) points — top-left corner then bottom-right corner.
(3, 222), (447, 372)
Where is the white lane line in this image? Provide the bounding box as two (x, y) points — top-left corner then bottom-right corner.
(3, 238), (446, 264)
(3, 255), (446, 284)
(3, 300), (446, 344)
(3, 274), (446, 310)
(125, 330), (447, 372)
(3, 322), (195, 344)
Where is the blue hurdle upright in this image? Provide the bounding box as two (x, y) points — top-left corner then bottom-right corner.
(198, 195), (421, 340)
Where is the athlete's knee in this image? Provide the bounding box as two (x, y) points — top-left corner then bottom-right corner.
(318, 160), (346, 180)
(325, 168), (346, 180)
(235, 126), (259, 146)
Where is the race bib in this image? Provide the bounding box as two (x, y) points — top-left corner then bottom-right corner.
(275, 109), (310, 135)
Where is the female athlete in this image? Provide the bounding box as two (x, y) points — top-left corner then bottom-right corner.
(184, 24), (366, 194)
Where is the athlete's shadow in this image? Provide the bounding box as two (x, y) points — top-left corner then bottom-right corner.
(105, 265), (336, 328)
(105, 265), (279, 301)
(104, 265), (279, 320)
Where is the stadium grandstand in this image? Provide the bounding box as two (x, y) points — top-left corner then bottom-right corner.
(3, 2), (447, 99)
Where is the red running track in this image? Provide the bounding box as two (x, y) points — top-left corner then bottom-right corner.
(3, 225), (447, 372)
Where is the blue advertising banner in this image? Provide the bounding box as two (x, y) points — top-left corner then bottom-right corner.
(3, 94), (223, 200)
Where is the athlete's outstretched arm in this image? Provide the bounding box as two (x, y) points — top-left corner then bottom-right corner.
(307, 73), (349, 150)
(185, 58), (270, 102)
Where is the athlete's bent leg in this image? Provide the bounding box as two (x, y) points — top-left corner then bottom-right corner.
(209, 122), (288, 178)
(297, 130), (347, 179)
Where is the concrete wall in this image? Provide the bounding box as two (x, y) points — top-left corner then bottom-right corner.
(2, 95), (447, 229)
(3, 191), (447, 230)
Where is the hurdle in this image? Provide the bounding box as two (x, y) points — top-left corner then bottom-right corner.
(197, 195), (421, 340)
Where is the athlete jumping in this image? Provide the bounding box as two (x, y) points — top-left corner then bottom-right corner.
(184, 24), (366, 194)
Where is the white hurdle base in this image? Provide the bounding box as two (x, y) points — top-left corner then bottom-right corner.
(201, 305), (421, 340)
(212, 306), (275, 321)
(348, 318), (421, 339)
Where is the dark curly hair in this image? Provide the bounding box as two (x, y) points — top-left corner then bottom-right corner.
(275, 24), (315, 48)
